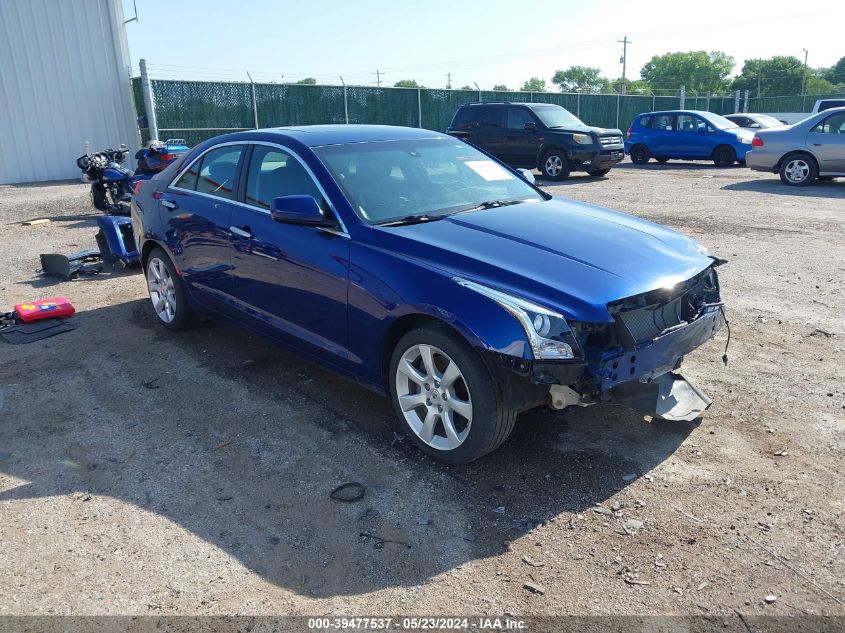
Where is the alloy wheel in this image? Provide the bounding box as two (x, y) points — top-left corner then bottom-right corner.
(394, 343), (473, 451)
(147, 257), (177, 323)
(544, 155), (563, 177)
(784, 158), (810, 184)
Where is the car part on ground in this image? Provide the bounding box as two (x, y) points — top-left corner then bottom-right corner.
(1, 297), (78, 345)
(39, 249), (103, 277)
(133, 125), (727, 463)
(448, 102), (624, 180)
(746, 107), (845, 186)
(625, 110), (754, 167)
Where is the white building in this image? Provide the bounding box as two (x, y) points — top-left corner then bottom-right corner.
(0, 0), (138, 184)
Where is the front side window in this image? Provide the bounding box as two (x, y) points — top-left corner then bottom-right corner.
(245, 145), (324, 209)
(507, 107), (537, 130)
(315, 137), (544, 224)
(811, 112), (845, 134)
(675, 114), (702, 132)
(181, 145), (244, 199)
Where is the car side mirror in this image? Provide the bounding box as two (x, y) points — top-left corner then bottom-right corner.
(271, 195), (331, 226)
(524, 122), (537, 132)
(517, 168), (536, 184)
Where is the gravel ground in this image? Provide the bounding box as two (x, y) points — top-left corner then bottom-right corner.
(0, 162), (843, 620)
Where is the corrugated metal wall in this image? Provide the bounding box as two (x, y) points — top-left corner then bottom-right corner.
(0, 0), (138, 184)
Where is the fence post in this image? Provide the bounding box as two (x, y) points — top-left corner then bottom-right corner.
(246, 72), (258, 129)
(615, 91), (620, 129)
(417, 87), (422, 128)
(529, 91), (533, 103)
(734, 90), (741, 113)
(340, 76), (349, 124)
(743, 90), (749, 113)
(679, 85), (686, 109)
(139, 59), (158, 140)
(475, 82), (481, 103)
(652, 92), (656, 111)
(705, 92), (711, 112)
(576, 91), (580, 117)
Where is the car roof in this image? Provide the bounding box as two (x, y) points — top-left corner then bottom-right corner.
(638, 110), (719, 116)
(221, 124), (448, 148)
(461, 102), (561, 108)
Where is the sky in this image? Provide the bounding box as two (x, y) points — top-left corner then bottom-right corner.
(123, 0), (844, 92)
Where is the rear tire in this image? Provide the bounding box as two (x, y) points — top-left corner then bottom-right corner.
(586, 168), (611, 177)
(630, 145), (650, 164)
(779, 153), (817, 186)
(540, 149), (571, 181)
(389, 324), (517, 463)
(145, 247), (194, 331)
(712, 145), (737, 167)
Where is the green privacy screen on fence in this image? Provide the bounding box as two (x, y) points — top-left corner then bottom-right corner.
(134, 78), (691, 145)
(134, 78), (837, 147)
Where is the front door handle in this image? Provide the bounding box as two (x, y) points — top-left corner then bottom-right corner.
(160, 199), (177, 210)
(230, 225), (253, 238)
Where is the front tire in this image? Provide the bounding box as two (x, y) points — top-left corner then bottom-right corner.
(145, 248), (194, 331)
(779, 153), (817, 186)
(630, 144), (650, 164)
(586, 167), (611, 177)
(712, 145), (737, 167)
(540, 150), (571, 181)
(389, 324), (517, 463)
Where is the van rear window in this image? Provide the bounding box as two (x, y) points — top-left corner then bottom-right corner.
(818, 100), (845, 112)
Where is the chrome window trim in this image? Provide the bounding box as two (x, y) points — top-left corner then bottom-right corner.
(168, 139), (350, 238)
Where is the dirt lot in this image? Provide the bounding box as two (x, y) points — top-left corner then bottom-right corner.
(1, 163), (843, 620)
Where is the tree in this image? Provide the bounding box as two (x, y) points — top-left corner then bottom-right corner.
(295, 77), (317, 85)
(823, 56), (845, 87)
(393, 79), (419, 88)
(608, 77), (650, 94)
(520, 77), (547, 92)
(551, 66), (606, 93)
(731, 56), (835, 97)
(640, 51), (734, 94)
(493, 84), (510, 91)
(460, 85), (474, 90)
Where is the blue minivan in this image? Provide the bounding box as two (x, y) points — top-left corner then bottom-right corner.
(625, 110), (755, 167)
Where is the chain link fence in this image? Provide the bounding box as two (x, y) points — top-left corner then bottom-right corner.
(132, 76), (841, 147)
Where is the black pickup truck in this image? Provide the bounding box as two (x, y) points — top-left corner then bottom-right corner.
(447, 102), (624, 180)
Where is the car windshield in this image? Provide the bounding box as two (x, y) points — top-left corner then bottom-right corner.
(314, 138), (544, 225)
(531, 105), (585, 128)
(699, 112), (739, 130)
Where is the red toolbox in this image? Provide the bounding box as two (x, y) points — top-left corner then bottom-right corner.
(14, 297), (75, 323)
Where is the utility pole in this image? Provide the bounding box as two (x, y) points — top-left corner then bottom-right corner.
(617, 35), (630, 95)
(757, 68), (762, 98)
(373, 69), (383, 87)
(801, 49), (809, 110)
(446, 72), (452, 89)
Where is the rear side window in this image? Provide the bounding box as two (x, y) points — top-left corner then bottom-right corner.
(244, 145), (325, 210)
(649, 114), (674, 130)
(450, 107), (479, 130)
(811, 112), (845, 134)
(174, 158), (199, 189)
(478, 106), (505, 128)
(195, 145), (244, 199)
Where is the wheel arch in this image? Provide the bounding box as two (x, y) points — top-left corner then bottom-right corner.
(711, 143), (736, 158)
(776, 149), (819, 172)
(535, 143), (571, 168)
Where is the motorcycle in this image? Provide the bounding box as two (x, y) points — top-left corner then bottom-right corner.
(76, 139), (189, 215)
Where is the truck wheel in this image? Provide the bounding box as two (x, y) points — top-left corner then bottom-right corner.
(389, 324), (517, 463)
(586, 168), (611, 177)
(779, 153), (817, 186)
(540, 150), (571, 180)
(630, 145), (650, 164)
(712, 145), (737, 167)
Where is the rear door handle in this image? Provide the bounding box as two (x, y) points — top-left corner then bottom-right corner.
(230, 225), (253, 238)
(160, 199), (177, 210)
(813, 143), (822, 146)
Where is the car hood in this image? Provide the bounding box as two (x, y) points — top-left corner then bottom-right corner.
(373, 198), (714, 323)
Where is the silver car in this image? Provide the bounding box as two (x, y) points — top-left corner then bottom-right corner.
(746, 106), (845, 186)
(724, 113), (786, 130)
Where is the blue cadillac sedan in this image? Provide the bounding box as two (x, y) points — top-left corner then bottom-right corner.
(131, 125), (726, 463)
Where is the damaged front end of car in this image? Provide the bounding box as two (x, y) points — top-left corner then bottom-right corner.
(487, 262), (727, 422)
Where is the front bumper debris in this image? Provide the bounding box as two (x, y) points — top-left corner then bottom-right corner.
(609, 372), (712, 421)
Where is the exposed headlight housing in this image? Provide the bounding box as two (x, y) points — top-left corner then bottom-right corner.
(454, 278), (582, 360)
(695, 242), (710, 256)
(572, 133), (593, 145)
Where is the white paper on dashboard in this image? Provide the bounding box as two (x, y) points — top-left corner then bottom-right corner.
(464, 160), (514, 181)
